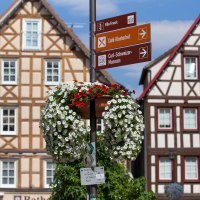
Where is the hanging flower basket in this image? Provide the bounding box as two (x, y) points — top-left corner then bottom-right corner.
(40, 81), (144, 163)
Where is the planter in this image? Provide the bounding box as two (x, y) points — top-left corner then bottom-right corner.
(79, 96), (112, 119)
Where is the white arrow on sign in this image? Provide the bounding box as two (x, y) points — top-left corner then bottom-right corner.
(138, 27), (147, 39)
(139, 46), (148, 59)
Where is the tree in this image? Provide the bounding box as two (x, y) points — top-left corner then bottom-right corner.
(49, 137), (157, 200)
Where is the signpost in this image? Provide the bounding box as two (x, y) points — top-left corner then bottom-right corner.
(96, 12), (136, 34)
(96, 43), (151, 70)
(96, 23), (151, 52)
(87, 0), (151, 198)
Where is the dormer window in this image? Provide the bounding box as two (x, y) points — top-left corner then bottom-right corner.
(184, 57), (198, 80)
(22, 19), (42, 50)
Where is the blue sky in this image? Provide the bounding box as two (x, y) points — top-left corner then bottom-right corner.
(1, 0), (200, 96)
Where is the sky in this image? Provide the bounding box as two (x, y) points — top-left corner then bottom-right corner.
(0, 0), (200, 96)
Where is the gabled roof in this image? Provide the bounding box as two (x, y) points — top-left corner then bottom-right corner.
(140, 15), (200, 99)
(0, 0), (116, 85)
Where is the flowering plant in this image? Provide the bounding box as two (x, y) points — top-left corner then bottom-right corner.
(40, 81), (144, 163)
(165, 183), (183, 200)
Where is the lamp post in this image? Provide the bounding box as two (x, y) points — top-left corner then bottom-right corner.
(89, 0), (97, 199)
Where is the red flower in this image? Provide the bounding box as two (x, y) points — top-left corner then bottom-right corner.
(94, 85), (102, 89)
(102, 86), (109, 93)
(111, 84), (118, 89)
(74, 93), (81, 98)
(87, 88), (93, 93)
(122, 91), (127, 96)
(96, 93), (102, 98)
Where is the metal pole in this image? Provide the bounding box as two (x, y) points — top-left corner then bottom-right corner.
(89, 0), (97, 199)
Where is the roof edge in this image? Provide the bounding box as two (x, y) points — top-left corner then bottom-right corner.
(139, 15), (200, 100)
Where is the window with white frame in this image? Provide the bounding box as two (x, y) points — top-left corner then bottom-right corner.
(44, 161), (56, 188)
(2, 60), (17, 84)
(96, 119), (104, 134)
(183, 108), (197, 129)
(45, 60), (60, 85)
(159, 157), (172, 181)
(184, 57), (198, 79)
(22, 19), (41, 50)
(0, 160), (17, 188)
(158, 108), (172, 129)
(185, 157), (199, 180)
(0, 108), (16, 135)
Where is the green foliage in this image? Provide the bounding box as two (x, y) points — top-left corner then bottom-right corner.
(49, 137), (157, 200)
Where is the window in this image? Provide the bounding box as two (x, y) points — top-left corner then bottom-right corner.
(183, 108), (197, 129)
(0, 108), (17, 135)
(44, 161), (56, 188)
(159, 157), (172, 181)
(45, 60), (60, 85)
(22, 19), (41, 50)
(0, 160), (17, 188)
(158, 108), (172, 129)
(184, 57), (198, 80)
(1, 60), (17, 84)
(96, 119), (104, 134)
(185, 157), (199, 180)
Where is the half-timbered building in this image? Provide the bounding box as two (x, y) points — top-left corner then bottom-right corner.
(139, 15), (200, 200)
(0, 0), (116, 199)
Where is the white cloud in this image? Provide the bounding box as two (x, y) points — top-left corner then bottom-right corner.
(150, 20), (193, 54)
(48, 0), (119, 16)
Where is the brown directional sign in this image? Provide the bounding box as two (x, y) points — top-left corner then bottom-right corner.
(96, 23), (151, 52)
(96, 12), (137, 34)
(96, 43), (151, 70)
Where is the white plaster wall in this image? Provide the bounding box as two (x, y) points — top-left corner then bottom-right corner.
(151, 155), (155, 164)
(21, 106), (30, 119)
(69, 58), (84, 70)
(158, 185), (165, 193)
(32, 106), (41, 120)
(193, 24), (200, 34)
(186, 35), (199, 45)
(184, 184), (191, 193)
(183, 134), (191, 148)
(167, 134), (174, 148)
(171, 53), (181, 65)
(32, 158), (40, 172)
(151, 134), (155, 148)
(32, 122), (40, 135)
(176, 107), (180, 116)
(157, 134), (165, 148)
(177, 166), (181, 183)
(21, 138), (29, 149)
(184, 47), (198, 51)
(159, 66), (174, 80)
(156, 82), (170, 95)
(193, 184), (200, 193)
(193, 134), (200, 147)
(150, 56), (169, 79)
(21, 122), (29, 135)
(148, 86), (162, 96)
(168, 82), (182, 96)
(150, 106), (155, 116)
(151, 166), (156, 182)
(21, 86), (30, 97)
(150, 118), (155, 132)
(151, 184), (156, 193)
(173, 67), (182, 80)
